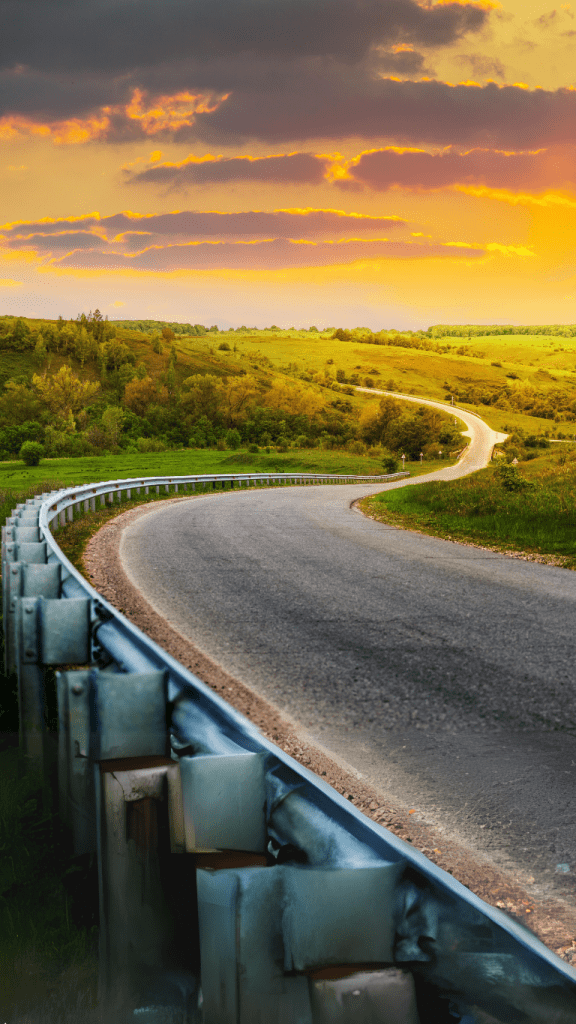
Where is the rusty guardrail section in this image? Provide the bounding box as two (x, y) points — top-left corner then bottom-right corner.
(3, 473), (576, 1024)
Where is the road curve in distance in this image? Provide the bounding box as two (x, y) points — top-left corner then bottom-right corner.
(354, 386), (508, 481)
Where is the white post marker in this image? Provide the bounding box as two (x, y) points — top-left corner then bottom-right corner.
(401, 454), (406, 469)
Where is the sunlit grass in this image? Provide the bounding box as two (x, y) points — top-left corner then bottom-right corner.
(0, 447), (446, 493)
(363, 451), (576, 565)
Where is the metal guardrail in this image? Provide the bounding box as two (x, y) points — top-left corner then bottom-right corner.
(3, 472), (576, 1024)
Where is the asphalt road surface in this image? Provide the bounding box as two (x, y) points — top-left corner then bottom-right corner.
(119, 399), (576, 902)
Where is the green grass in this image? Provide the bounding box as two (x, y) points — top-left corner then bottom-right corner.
(362, 450), (576, 566)
(0, 742), (103, 1023)
(179, 328), (576, 435)
(0, 447), (445, 493)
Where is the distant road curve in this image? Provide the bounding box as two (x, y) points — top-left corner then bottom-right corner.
(353, 386), (508, 481)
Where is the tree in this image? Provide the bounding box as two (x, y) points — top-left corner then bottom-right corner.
(73, 325), (94, 367)
(386, 409), (442, 458)
(32, 366), (100, 429)
(0, 381), (43, 427)
(162, 326), (175, 343)
(181, 374), (225, 421)
(262, 380), (323, 418)
(124, 376), (159, 416)
(223, 374), (260, 424)
(101, 405), (126, 447)
(358, 395), (402, 444)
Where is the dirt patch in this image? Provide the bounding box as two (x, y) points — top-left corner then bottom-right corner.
(83, 497), (576, 966)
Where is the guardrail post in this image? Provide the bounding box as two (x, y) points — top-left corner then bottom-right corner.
(15, 595), (92, 772)
(196, 860), (405, 1024)
(80, 669), (197, 1008)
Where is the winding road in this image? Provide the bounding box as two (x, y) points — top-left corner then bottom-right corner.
(117, 394), (576, 907)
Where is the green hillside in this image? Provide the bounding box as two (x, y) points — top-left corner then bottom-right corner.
(0, 312), (469, 468)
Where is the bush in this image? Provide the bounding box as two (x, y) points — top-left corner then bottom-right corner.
(248, 443), (259, 453)
(218, 342), (231, 351)
(19, 440), (44, 466)
(136, 436), (167, 453)
(495, 462), (531, 492)
(225, 428), (241, 449)
(276, 437), (290, 452)
(382, 454), (399, 473)
(347, 440), (366, 455)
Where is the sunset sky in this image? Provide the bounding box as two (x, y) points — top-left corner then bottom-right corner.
(2, 0), (576, 329)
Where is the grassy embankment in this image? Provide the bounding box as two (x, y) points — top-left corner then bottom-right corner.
(362, 448), (576, 568)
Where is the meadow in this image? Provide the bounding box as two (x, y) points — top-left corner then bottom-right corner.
(183, 326), (576, 438)
(0, 447), (452, 493)
(362, 448), (576, 568)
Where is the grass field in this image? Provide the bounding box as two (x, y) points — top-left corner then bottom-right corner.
(362, 449), (576, 568)
(0, 447), (456, 493)
(176, 328), (576, 437)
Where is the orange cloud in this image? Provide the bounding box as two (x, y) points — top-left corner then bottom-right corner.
(0, 89), (229, 145)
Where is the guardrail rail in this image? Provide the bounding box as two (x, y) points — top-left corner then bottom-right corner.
(2, 471), (576, 1024)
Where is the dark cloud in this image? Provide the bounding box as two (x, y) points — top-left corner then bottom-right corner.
(1, 209), (405, 242)
(190, 78), (576, 150)
(2, 1), (571, 156)
(52, 236), (484, 272)
(0, 0), (490, 129)
(124, 152), (330, 187)
(2, 231), (105, 250)
(342, 145), (576, 192)
(369, 48), (431, 76)
(0, 0), (488, 79)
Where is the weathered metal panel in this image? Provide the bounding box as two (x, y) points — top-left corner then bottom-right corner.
(90, 670), (168, 761)
(282, 863), (404, 972)
(180, 752), (266, 852)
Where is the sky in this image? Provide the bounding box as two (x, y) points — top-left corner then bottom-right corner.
(2, 0), (576, 330)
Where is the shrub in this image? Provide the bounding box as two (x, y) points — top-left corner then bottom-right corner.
(216, 438), (227, 450)
(347, 440), (366, 455)
(218, 342), (231, 351)
(225, 428), (241, 449)
(248, 443), (259, 453)
(19, 440), (44, 466)
(495, 462), (531, 492)
(382, 454), (399, 473)
(136, 436), (167, 453)
(276, 437), (289, 452)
